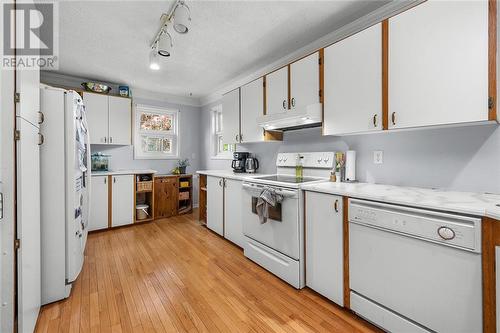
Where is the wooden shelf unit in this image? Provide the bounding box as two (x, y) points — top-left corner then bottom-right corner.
(134, 174), (155, 223)
(178, 174), (193, 215)
(154, 174), (193, 219)
(199, 174), (207, 224)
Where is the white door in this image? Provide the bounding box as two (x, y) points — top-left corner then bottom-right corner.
(89, 176), (108, 231)
(83, 92), (109, 144)
(111, 175), (134, 227)
(206, 176), (224, 236)
(305, 192), (344, 306)
(290, 52), (319, 112)
(240, 78), (264, 143)
(16, 118), (41, 333)
(224, 179), (243, 247)
(389, 0), (488, 129)
(324, 24), (382, 135)
(108, 96), (131, 145)
(222, 88), (240, 144)
(265, 66), (288, 115)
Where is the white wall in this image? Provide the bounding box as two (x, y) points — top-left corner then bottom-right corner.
(200, 99), (500, 194)
(41, 72), (202, 205)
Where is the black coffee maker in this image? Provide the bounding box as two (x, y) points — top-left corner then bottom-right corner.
(231, 152), (250, 173)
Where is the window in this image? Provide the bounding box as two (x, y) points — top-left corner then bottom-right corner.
(212, 104), (235, 159)
(134, 105), (179, 159)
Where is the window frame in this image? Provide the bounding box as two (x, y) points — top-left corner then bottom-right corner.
(211, 104), (235, 160)
(133, 104), (180, 160)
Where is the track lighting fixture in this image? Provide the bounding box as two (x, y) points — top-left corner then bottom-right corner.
(148, 0), (191, 69)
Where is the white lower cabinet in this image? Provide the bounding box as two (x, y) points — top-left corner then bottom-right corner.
(207, 176), (224, 235)
(305, 192), (344, 306)
(111, 175), (134, 227)
(89, 175), (109, 231)
(224, 179), (244, 247)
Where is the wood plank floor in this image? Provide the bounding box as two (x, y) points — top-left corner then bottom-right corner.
(35, 210), (380, 333)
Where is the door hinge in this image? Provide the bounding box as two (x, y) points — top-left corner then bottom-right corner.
(319, 89), (322, 98)
(318, 58), (322, 65)
(14, 239), (20, 250)
(14, 130), (20, 141)
(489, 96), (495, 109)
(14, 93), (20, 103)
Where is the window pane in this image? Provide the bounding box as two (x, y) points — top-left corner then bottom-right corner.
(140, 112), (173, 132)
(141, 135), (172, 153)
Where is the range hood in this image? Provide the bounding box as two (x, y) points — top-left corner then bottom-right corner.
(257, 103), (322, 131)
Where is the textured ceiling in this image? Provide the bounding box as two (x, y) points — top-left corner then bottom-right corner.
(56, 0), (388, 99)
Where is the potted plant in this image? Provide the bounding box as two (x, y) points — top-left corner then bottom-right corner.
(177, 158), (190, 174)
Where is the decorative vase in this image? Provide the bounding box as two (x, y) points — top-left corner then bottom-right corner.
(179, 166), (187, 174)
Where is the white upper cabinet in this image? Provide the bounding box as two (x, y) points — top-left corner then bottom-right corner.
(240, 78), (264, 143)
(389, 0), (489, 129)
(324, 24), (382, 135)
(83, 93), (132, 145)
(84, 92), (109, 144)
(108, 96), (131, 145)
(222, 88), (241, 144)
(265, 66), (288, 115)
(290, 52), (319, 111)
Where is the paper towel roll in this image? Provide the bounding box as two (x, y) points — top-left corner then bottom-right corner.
(345, 150), (356, 182)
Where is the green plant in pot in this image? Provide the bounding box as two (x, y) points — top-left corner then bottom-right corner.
(177, 159), (190, 174)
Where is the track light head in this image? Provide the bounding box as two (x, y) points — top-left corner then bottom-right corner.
(158, 31), (173, 57)
(173, 2), (191, 34)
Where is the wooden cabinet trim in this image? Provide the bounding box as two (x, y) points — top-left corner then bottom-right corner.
(319, 48), (325, 135)
(482, 216), (500, 333)
(489, 0), (497, 121)
(107, 175), (112, 228)
(263, 76), (267, 115)
(287, 64), (291, 109)
(382, 20), (389, 130)
(343, 196), (350, 309)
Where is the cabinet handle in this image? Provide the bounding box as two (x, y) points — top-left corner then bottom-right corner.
(104, 177), (107, 184)
(334, 199), (339, 213)
(218, 179), (222, 187)
(391, 112), (396, 126)
(104, 137), (107, 143)
(38, 111), (45, 124)
(38, 133), (44, 145)
(373, 114), (377, 127)
(239, 134), (243, 142)
(282, 100), (287, 109)
(109, 137), (113, 143)
(235, 134), (239, 142)
(223, 179), (226, 188)
(113, 177), (116, 183)
(291, 98), (296, 108)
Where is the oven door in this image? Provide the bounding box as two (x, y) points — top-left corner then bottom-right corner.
(242, 182), (300, 260)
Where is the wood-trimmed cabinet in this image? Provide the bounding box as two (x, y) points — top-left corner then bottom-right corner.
(153, 174), (193, 219)
(83, 92), (132, 145)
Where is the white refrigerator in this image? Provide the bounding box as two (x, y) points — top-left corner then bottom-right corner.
(40, 85), (91, 304)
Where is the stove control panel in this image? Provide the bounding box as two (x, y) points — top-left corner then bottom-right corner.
(276, 152), (335, 168)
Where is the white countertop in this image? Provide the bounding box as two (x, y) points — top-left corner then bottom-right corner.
(302, 182), (500, 220)
(91, 169), (157, 176)
(197, 170), (269, 181)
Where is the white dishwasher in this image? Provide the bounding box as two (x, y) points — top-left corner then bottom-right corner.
(348, 199), (482, 333)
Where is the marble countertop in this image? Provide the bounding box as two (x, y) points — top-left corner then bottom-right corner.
(196, 170), (269, 181)
(302, 182), (500, 220)
(91, 169), (157, 176)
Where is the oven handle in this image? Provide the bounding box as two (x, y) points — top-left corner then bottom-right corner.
(242, 183), (298, 198)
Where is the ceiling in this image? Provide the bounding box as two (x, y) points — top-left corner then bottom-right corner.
(56, 0), (388, 101)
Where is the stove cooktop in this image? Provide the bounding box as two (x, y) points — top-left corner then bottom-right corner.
(253, 175), (323, 184)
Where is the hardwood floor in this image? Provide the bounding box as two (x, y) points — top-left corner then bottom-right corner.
(35, 210), (380, 333)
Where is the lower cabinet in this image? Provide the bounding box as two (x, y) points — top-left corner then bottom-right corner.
(154, 176), (178, 218)
(89, 175), (109, 231)
(305, 191), (344, 306)
(207, 176), (224, 236)
(224, 179), (244, 247)
(111, 175), (134, 227)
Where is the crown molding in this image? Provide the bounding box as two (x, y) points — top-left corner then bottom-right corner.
(199, 0), (423, 107)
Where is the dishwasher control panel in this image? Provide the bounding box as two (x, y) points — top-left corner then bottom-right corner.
(348, 199), (481, 252)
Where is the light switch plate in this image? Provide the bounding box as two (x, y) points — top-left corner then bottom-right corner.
(374, 150), (383, 164)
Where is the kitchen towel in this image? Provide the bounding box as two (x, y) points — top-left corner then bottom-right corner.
(256, 187), (284, 224)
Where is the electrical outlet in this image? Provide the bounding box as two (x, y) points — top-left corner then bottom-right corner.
(374, 150), (383, 164)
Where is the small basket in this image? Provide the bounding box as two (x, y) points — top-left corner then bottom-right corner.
(180, 181), (190, 188)
(179, 192), (190, 200)
(137, 181), (153, 192)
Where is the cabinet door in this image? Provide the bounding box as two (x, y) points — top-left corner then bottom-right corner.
(222, 88), (241, 144)
(389, 0), (488, 129)
(290, 52), (319, 112)
(111, 175), (134, 227)
(306, 192), (343, 306)
(324, 24), (382, 135)
(240, 78), (264, 143)
(206, 176), (224, 236)
(108, 96), (131, 145)
(265, 66), (288, 115)
(89, 176), (108, 231)
(154, 177), (178, 218)
(224, 179), (243, 247)
(83, 93), (109, 144)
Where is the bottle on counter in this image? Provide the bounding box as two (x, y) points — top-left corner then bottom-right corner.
(295, 154), (304, 180)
